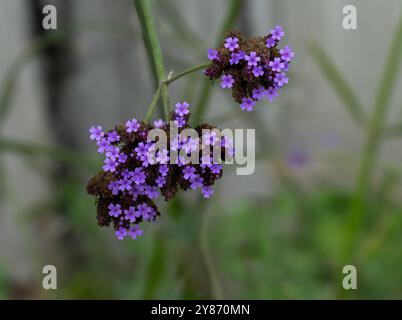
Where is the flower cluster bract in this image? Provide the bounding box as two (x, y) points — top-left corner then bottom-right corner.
(87, 103), (233, 240)
(204, 26), (294, 111)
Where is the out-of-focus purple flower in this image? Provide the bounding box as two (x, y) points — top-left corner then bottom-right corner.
(224, 37), (239, 51)
(280, 45), (294, 62)
(271, 26), (284, 41)
(126, 118), (140, 133)
(240, 97), (255, 112)
(207, 48), (219, 61)
(89, 126), (104, 141)
(108, 203), (122, 218)
(159, 165), (169, 177)
(201, 186), (214, 198)
(245, 52), (261, 67)
(286, 150), (309, 169)
(221, 74), (235, 88)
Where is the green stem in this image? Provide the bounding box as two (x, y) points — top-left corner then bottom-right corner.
(163, 63), (210, 86)
(342, 14), (402, 268)
(193, 0), (244, 125)
(144, 86), (161, 123)
(134, 0), (171, 120)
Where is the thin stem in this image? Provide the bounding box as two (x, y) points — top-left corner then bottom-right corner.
(134, 0), (171, 120)
(144, 86), (161, 123)
(163, 63), (210, 86)
(339, 15), (402, 296)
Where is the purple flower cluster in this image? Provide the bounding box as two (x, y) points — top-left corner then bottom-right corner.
(87, 103), (233, 240)
(204, 27), (294, 111)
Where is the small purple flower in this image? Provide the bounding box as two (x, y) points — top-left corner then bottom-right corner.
(229, 52), (242, 65)
(224, 37), (239, 51)
(266, 37), (276, 48)
(128, 225), (143, 240)
(252, 66), (264, 77)
(220, 74), (235, 88)
(183, 166), (196, 180)
(190, 175), (204, 190)
(108, 181), (120, 195)
(207, 48), (219, 61)
(118, 176), (132, 192)
(132, 167), (146, 185)
(252, 86), (266, 101)
(146, 186), (159, 199)
(175, 102), (190, 117)
(286, 150), (309, 169)
(135, 142), (148, 159)
(201, 186), (214, 198)
(156, 176), (166, 188)
(106, 146), (120, 160)
(156, 149), (169, 164)
(89, 126), (104, 141)
(136, 203), (155, 221)
(280, 46), (294, 62)
(271, 26), (284, 41)
(118, 153), (127, 163)
(153, 119), (165, 128)
(202, 131), (219, 146)
(274, 73), (289, 88)
(107, 131), (120, 143)
(124, 206), (137, 223)
(240, 97), (255, 112)
(103, 157), (118, 172)
(108, 203), (122, 218)
(159, 165), (169, 177)
(268, 57), (285, 72)
(126, 118), (140, 133)
(210, 164), (222, 174)
(115, 227), (127, 240)
(174, 117), (186, 128)
(266, 86), (278, 101)
(96, 138), (111, 154)
(245, 52), (261, 67)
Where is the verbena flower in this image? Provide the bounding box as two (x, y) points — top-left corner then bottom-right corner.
(203, 28), (293, 111)
(87, 102), (232, 240)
